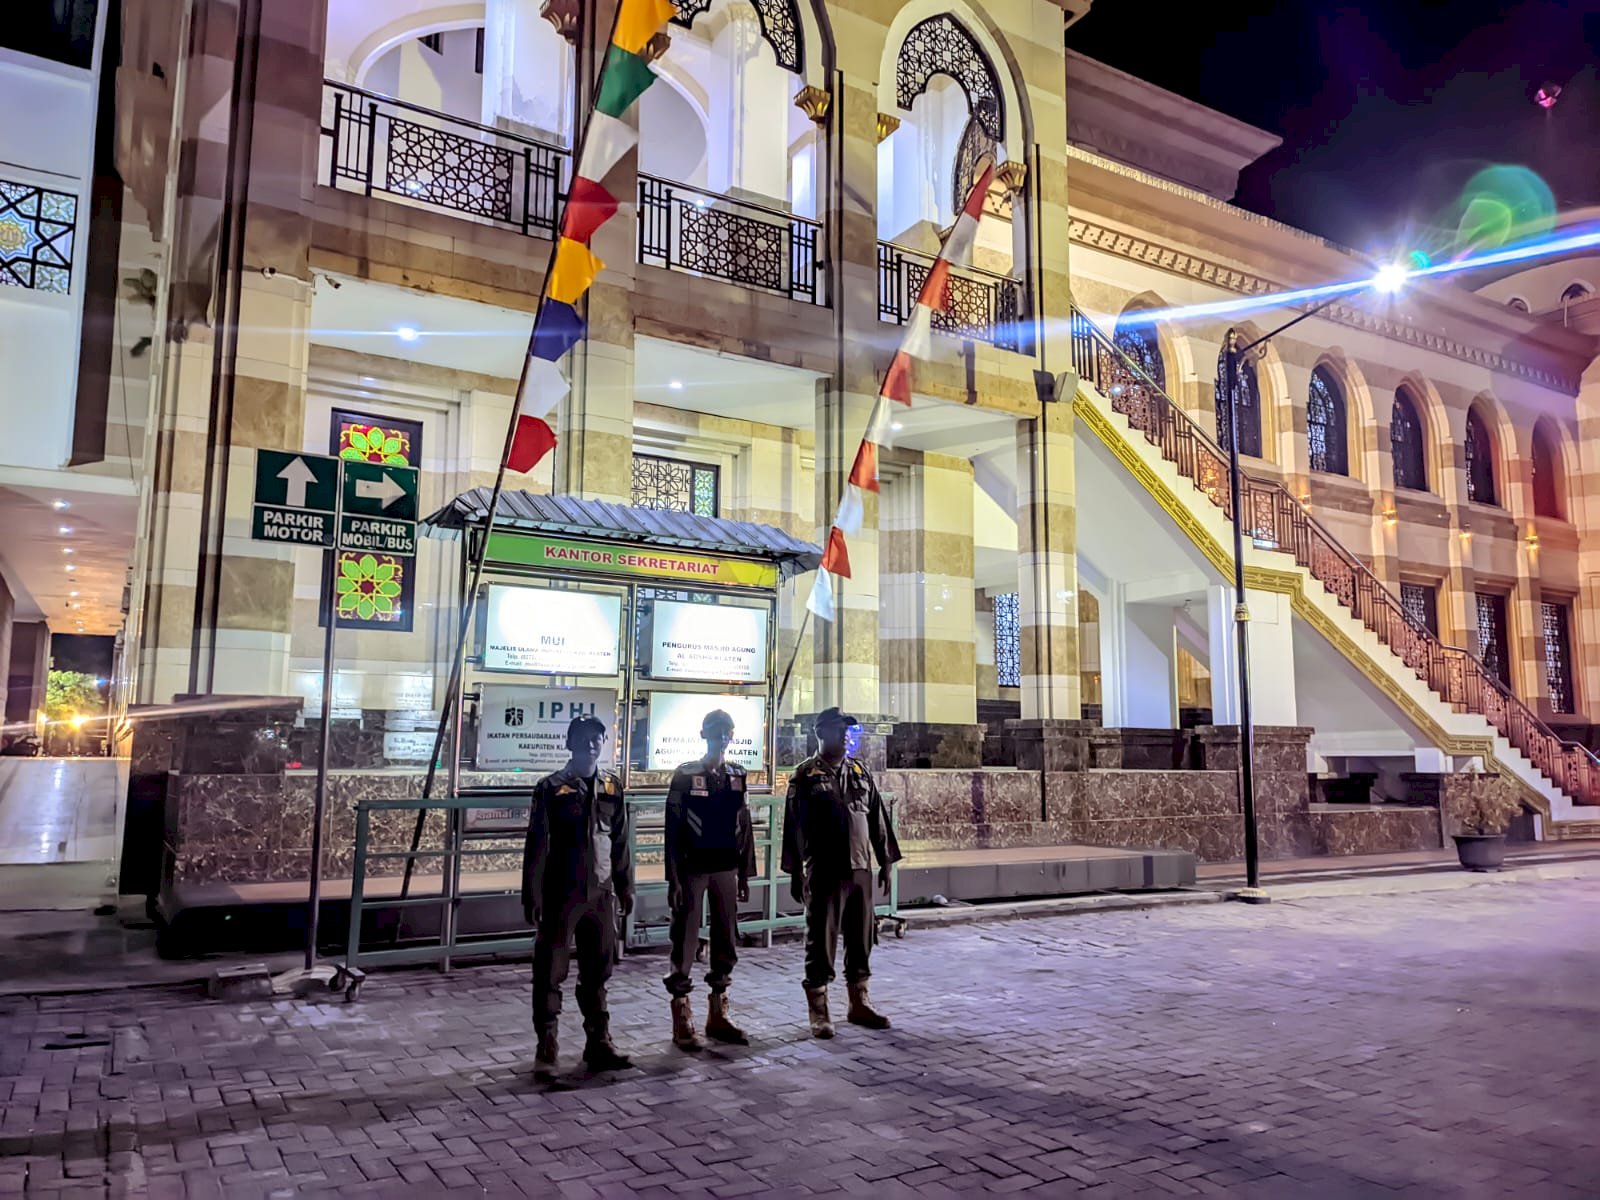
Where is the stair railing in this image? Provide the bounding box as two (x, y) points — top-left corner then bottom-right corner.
(1069, 306), (1599, 807)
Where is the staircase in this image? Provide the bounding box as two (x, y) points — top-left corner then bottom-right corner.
(1068, 307), (1600, 825)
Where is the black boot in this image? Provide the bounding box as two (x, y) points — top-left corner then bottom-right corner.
(582, 1017), (633, 1072)
(534, 1026), (559, 1072)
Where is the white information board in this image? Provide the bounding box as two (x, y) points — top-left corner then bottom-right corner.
(646, 692), (766, 772)
(477, 685), (618, 772)
(481, 585), (621, 676)
(646, 600), (769, 683)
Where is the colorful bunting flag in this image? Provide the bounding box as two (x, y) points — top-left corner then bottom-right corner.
(807, 163), (999, 621)
(501, 0), (676, 474)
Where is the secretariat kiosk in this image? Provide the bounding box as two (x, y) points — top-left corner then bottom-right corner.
(421, 489), (821, 950)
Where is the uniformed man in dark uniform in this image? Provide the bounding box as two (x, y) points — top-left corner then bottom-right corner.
(521, 714), (634, 1073)
(781, 706), (901, 1038)
(663, 709), (757, 1050)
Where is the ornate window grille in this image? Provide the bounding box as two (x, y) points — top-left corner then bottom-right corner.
(1464, 407), (1497, 505)
(672, 0), (802, 72)
(1400, 582), (1439, 637)
(0, 178), (76, 293)
(951, 115), (999, 219)
(877, 242), (1020, 351)
(1531, 424), (1563, 519)
(895, 15), (1004, 141)
(1391, 390), (1428, 491)
(1215, 353), (1263, 459)
(1307, 365), (1348, 476)
(1113, 320), (1164, 391)
(631, 453), (719, 517)
(994, 592), (1020, 688)
(1541, 601), (1575, 715)
(1475, 592), (1511, 687)
(322, 82), (568, 239)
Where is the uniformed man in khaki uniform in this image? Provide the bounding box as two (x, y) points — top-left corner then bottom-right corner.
(662, 709), (757, 1050)
(521, 714), (634, 1073)
(781, 706), (901, 1037)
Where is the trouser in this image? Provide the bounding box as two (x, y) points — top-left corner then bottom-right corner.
(803, 868), (875, 989)
(531, 890), (617, 1034)
(664, 869), (740, 996)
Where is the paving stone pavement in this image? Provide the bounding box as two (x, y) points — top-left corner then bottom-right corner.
(2, 879), (1598, 1198)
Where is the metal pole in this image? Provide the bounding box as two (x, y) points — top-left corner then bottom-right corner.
(307, 486), (343, 967)
(1222, 331), (1266, 903)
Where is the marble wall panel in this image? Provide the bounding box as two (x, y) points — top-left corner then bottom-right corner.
(1308, 808), (1443, 855)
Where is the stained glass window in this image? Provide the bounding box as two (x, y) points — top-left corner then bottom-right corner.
(1532, 423), (1563, 519)
(1400, 582), (1439, 637)
(0, 178), (76, 293)
(1307, 365), (1348, 476)
(1475, 592), (1511, 687)
(1542, 601), (1574, 715)
(1113, 318), (1165, 391)
(994, 592), (1020, 688)
(1464, 407), (1497, 506)
(631, 453), (718, 517)
(1391, 390), (1428, 492)
(1215, 353), (1263, 458)
(321, 409), (423, 632)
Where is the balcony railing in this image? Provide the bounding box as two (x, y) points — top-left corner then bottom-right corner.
(320, 81), (569, 238)
(878, 242), (1023, 352)
(1070, 307), (1600, 809)
(636, 175), (824, 304)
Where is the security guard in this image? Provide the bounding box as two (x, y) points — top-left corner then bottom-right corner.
(663, 709), (757, 1050)
(521, 714), (634, 1073)
(781, 706), (901, 1038)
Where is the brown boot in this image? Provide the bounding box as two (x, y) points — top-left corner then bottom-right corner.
(534, 1027), (559, 1072)
(671, 995), (702, 1051)
(804, 985), (834, 1039)
(704, 991), (748, 1045)
(846, 981), (891, 1030)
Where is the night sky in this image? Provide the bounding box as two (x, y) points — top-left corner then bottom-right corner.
(1067, 1), (1599, 255)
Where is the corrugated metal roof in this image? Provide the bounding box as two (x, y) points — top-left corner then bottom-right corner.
(421, 488), (821, 579)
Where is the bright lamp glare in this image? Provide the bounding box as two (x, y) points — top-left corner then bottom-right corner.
(1373, 264), (1409, 294)
(395, 326), (421, 342)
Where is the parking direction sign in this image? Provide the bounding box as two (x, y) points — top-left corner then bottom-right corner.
(341, 461), (419, 521)
(251, 450), (339, 546)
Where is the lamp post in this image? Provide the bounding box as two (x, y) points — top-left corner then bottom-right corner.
(1218, 267), (1404, 901)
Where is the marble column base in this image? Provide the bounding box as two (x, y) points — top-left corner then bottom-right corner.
(887, 722), (983, 769)
(1004, 719), (1094, 772)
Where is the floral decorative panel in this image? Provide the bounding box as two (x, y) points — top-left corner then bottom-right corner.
(323, 410), (423, 632)
(0, 178), (76, 293)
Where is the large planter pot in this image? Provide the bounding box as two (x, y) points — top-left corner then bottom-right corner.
(1453, 833), (1508, 872)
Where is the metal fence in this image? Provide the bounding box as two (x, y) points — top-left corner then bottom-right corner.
(345, 794), (899, 970)
(877, 241), (1023, 351)
(321, 81), (569, 238)
(637, 174), (825, 304)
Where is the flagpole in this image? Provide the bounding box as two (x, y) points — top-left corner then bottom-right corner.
(396, 0), (639, 912)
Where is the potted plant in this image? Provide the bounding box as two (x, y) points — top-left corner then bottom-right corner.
(1445, 780), (1523, 871)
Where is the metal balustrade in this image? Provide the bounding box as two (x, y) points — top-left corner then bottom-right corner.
(636, 174), (824, 304)
(321, 81), (568, 237)
(877, 242), (1023, 351)
(1070, 306), (1600, 808)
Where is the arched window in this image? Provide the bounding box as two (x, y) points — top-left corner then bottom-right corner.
(1307, 365), (1348, 476)
(1391, 389), (1428, 492)
(1506, 297), (1530, 313)
(1561, 282), (1592, 305)
(1216, 352), (1263, 458)
(1532, 422), (1564, 519)
(1465, 406), (1497, 506)
(1113, 318), (1165, 391)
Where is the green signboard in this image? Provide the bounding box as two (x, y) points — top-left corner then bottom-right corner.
(341, 461), (419, 521)
(484, 532), (780, 589)
(251, 450), (340, 547)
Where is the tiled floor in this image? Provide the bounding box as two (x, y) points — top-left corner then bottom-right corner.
(0, 759), (126, 867)
(1, 877), (1595, 1197)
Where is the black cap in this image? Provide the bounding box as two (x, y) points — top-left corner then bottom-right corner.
(814, 706), (858, 729)
(566, 714), (608, 740)
(700, 709), (735, 735)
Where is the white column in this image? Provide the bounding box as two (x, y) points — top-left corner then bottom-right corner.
(482, 0), (573, 143)
(706, 4), (789, 202)
(1245, 588), (1297, 725)
(1207, 583), (1240, 724)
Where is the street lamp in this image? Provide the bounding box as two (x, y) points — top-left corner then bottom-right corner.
(1220, 263), (1406, 903)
